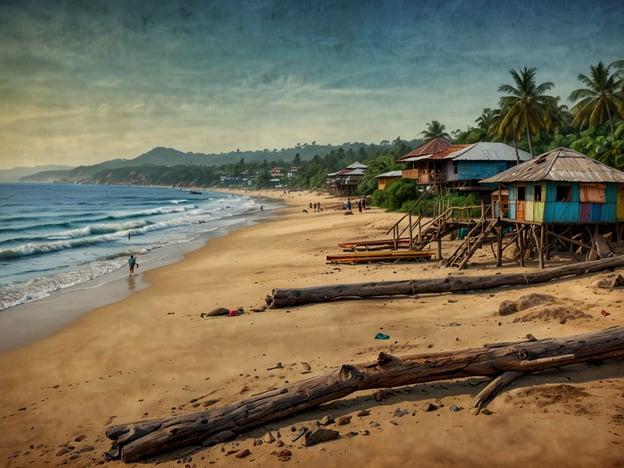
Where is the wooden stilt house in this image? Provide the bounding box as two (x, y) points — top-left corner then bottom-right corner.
(399, 139), (531, 193)
(480, 147), (624, 265)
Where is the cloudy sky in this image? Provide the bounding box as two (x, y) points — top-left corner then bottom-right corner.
(0, 0), (622, 170)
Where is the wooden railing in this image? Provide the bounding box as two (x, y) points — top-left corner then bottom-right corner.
(386, 202), (491, 252)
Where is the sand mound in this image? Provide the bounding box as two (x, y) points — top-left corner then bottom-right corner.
(591, 273), (624, 289)
(512, 304), (591, 323)
(499, 293), (591, 323)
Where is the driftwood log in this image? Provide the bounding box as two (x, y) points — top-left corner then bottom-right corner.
(105, 326), (624, 462)
(266, 255), (624, 308)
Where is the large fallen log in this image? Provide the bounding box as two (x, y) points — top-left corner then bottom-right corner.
(105, 326), (624, 462)
(266, 255), (624, 308)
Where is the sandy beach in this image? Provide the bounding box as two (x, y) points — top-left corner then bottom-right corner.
(1, 189), (623, 468)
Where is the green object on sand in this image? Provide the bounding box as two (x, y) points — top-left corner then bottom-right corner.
(374, 333), (390, 340)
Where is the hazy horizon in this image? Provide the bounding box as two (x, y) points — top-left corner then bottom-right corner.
(1, 0), (623, 170)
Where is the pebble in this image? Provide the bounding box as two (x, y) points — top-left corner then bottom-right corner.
(423, 402), (438, 412)
(336, 415), (351, 425)
(319, 415), (333, 425)
(393, 408), (409, 417)
(235, 448), (250, 458)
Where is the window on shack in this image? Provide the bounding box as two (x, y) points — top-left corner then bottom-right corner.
(556, 185), (572, 202)
(579, 184), (606, 204)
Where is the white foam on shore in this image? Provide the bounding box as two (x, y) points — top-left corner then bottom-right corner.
(0, 197), (282, 353)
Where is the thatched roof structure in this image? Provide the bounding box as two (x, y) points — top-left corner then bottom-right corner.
(481, 147), (624, 184)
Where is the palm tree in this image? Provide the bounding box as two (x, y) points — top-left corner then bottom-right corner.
(475, 108), (501, 140)
(569, 61), (624, 139)
(421, 120), (451, 141)
(497, 67), (558, 157)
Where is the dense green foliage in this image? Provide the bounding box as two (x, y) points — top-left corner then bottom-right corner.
(372, 178), (418, 210)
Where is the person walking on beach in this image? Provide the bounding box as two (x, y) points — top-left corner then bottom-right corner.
(128, 255), (138, 276)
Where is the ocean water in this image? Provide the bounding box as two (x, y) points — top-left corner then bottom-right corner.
(0, 183), (275, 311)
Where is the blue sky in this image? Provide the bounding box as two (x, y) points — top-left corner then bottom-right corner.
(0, 0), (622, 169)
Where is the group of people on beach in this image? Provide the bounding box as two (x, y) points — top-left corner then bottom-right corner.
(309, 201), (323, 212)
(344, 197), (367, 212)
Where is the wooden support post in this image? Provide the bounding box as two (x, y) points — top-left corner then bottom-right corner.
(518, 224), (525, 267)
(496, 225), (503, 268)
(545, 224), (551, 261)
(406, 212), (412, 251)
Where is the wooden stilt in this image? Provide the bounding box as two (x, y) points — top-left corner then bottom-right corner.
(496, 225), (503, 267)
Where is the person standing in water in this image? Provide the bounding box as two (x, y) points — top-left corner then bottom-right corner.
(128, 255), (138, 276)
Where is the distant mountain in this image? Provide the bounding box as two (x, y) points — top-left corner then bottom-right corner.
(0, 165), (74, 182)
(20, 139), (421, 184)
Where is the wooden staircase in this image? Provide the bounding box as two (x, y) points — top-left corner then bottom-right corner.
(445, 213), (498, 269)
(386, 203), (485, 252)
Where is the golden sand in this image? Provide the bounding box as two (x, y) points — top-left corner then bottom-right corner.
(1, 189), (622, 467)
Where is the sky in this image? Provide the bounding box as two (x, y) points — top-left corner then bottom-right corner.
(0, 0), (623, 170)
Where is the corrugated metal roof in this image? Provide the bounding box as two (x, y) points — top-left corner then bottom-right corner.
(341, 168), (365, 176)
(400, 154), (434, 162)
(346, 161), (368, 169)
(448, 142), (532, 162)
(481, 147), (624, 184)
(376, 170), (403, 178)
(430, 144), (473, 160)
(398, 137), (452, 161)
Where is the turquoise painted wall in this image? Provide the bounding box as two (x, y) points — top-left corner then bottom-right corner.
(506, 181), (619, 223)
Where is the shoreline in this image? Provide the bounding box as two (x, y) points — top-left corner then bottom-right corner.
(1, 188), (623, 467)
(0, 189), (282, 353)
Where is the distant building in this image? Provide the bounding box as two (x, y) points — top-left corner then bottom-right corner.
(270, 167), (284, 178)
(399, 139), (531, 192)
(327, 161), (368, 196)
(375, 170), (403, 190)
(287, 167), (300, 179)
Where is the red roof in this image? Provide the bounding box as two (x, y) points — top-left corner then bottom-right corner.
(430, 144), (472, 160)
(398, 137), (452, 161)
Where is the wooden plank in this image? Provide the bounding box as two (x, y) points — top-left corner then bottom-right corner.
(327, 250), (433, 264)
(338, 238), (411, 251)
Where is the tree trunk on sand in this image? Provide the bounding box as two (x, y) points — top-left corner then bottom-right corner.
(266, 255), (624, 308)
(105, 326), (624, 462)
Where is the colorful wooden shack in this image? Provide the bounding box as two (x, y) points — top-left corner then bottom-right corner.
(481, 147), (624, 224)
(479, 147), (624, 266)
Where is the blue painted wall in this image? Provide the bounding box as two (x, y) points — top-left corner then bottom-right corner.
(448, 161), (516, 182)
(506, 181), (619, 223)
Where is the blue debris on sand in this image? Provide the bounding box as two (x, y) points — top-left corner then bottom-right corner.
(374, 333), (390, 340)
